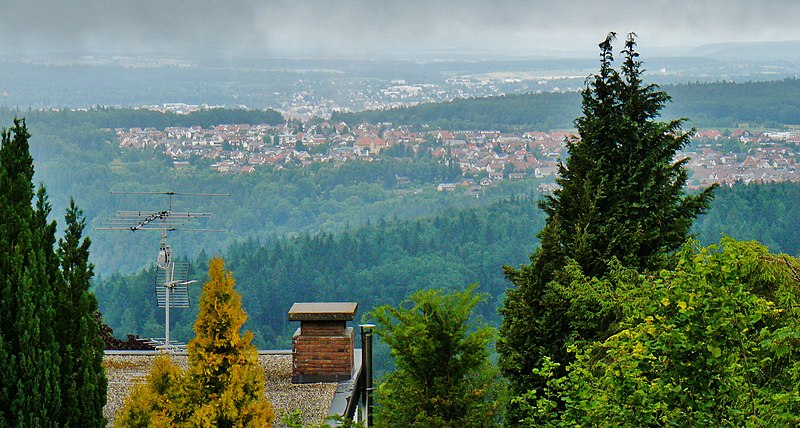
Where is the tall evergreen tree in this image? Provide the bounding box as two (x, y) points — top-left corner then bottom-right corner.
(0, 119), (106, 426)
(56, 198), (107, 427)
(0, 119), (62, 425)
(498, 34), (717, 425)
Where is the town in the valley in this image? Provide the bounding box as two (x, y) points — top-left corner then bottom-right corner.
(117, 113), (800, 190)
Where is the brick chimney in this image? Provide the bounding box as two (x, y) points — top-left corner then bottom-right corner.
(289, 302), (357, 383)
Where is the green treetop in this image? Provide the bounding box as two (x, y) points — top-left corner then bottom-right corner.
(542, 32), (716, 277)
(519, 238), (800, 426)
(0, 119), (62, 426)
(498, 33), (717, 425)
(372, 284), (503, 427)
(56, 198), (107, 427)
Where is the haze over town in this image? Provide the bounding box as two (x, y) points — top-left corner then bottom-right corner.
(4, 0), (800, 59)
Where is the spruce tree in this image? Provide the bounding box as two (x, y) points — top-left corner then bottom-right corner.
(56, 198), (107, 427)
(117, 257), (275, 427)
(498, 34), (717, 425)
(0, 119), (62, 425)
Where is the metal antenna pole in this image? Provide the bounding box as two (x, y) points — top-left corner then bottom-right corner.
(157, 227), (174, 352)
(164, 230), (171, 351)
(165, 276), (170, 349)
(99, 191), (229, 352)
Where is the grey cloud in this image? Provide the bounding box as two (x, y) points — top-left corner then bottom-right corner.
(2, 0), (800, 57)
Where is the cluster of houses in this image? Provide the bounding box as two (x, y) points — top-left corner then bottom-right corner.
(684, 129), (800, 188)
(116, 123), (800, 189)
(115, 122), (569, 181)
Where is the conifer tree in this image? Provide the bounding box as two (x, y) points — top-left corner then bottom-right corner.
(181, 257), (275, 427)
(372, 285), (502, 427)
(115, 354), (184, 428)
(498, 34), (717, 425)
(0, 118), (62, 425)
(56, 198), (107, 427)
(117, 257), (275, 427)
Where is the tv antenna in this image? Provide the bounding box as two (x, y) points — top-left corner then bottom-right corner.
(99, 191), (230, 351)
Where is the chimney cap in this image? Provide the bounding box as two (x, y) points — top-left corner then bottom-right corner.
(288, 302), (358, 321)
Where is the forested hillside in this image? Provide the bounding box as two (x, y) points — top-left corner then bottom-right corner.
(93, 195), (545, 351)
(335, 91), (584, 131)
(332, 78), (800, 130)
(692, 181), (800, 253)
(92, 179), (800, 350)
(88, 178), (800, 355)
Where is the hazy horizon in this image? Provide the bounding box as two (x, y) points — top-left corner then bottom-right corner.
(4, 1), (800, 60)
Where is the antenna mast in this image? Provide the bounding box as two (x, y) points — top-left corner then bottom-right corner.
(99, 191), (229, 352)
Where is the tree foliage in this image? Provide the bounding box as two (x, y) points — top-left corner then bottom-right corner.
(55, 198), (107, 427)
(181, 257), (274, 427)
(519, 238), (800, 426)
(116, 355), (185, 428)
(498, 33), (717, 424)
(0, 118), (62, 425)
(116, 257), (275, 428)
(0, 119), (107, 426)
(371, 285), (503, 427)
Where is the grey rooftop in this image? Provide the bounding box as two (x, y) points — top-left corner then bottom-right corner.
(103, 350), (362, 427)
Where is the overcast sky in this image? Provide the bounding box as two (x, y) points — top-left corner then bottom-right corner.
(3, 0), (800, 59)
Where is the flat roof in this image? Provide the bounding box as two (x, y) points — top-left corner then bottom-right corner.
(103, 351), (361, 427)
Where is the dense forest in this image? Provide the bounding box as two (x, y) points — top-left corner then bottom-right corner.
(332, 78), (800, 130)
(93, 195), (545, 352)
(92, 179), (800, 352)
(693, 181), (800, 253)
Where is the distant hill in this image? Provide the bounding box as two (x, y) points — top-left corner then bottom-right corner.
(0, 106), (284, 130)
(332, 91), (582, 131)
(332, 78), (800, 130)
(690, 40), (800, 63)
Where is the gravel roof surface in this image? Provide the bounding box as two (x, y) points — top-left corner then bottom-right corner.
(104, 352), (337, 427)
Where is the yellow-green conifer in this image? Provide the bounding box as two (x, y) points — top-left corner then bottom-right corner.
(182, 257), (275, 427)
(115, 355), (183, 428)
(117, 257), (274, 427)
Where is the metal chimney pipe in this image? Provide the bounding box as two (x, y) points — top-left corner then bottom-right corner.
(360, 324), (375, 427)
